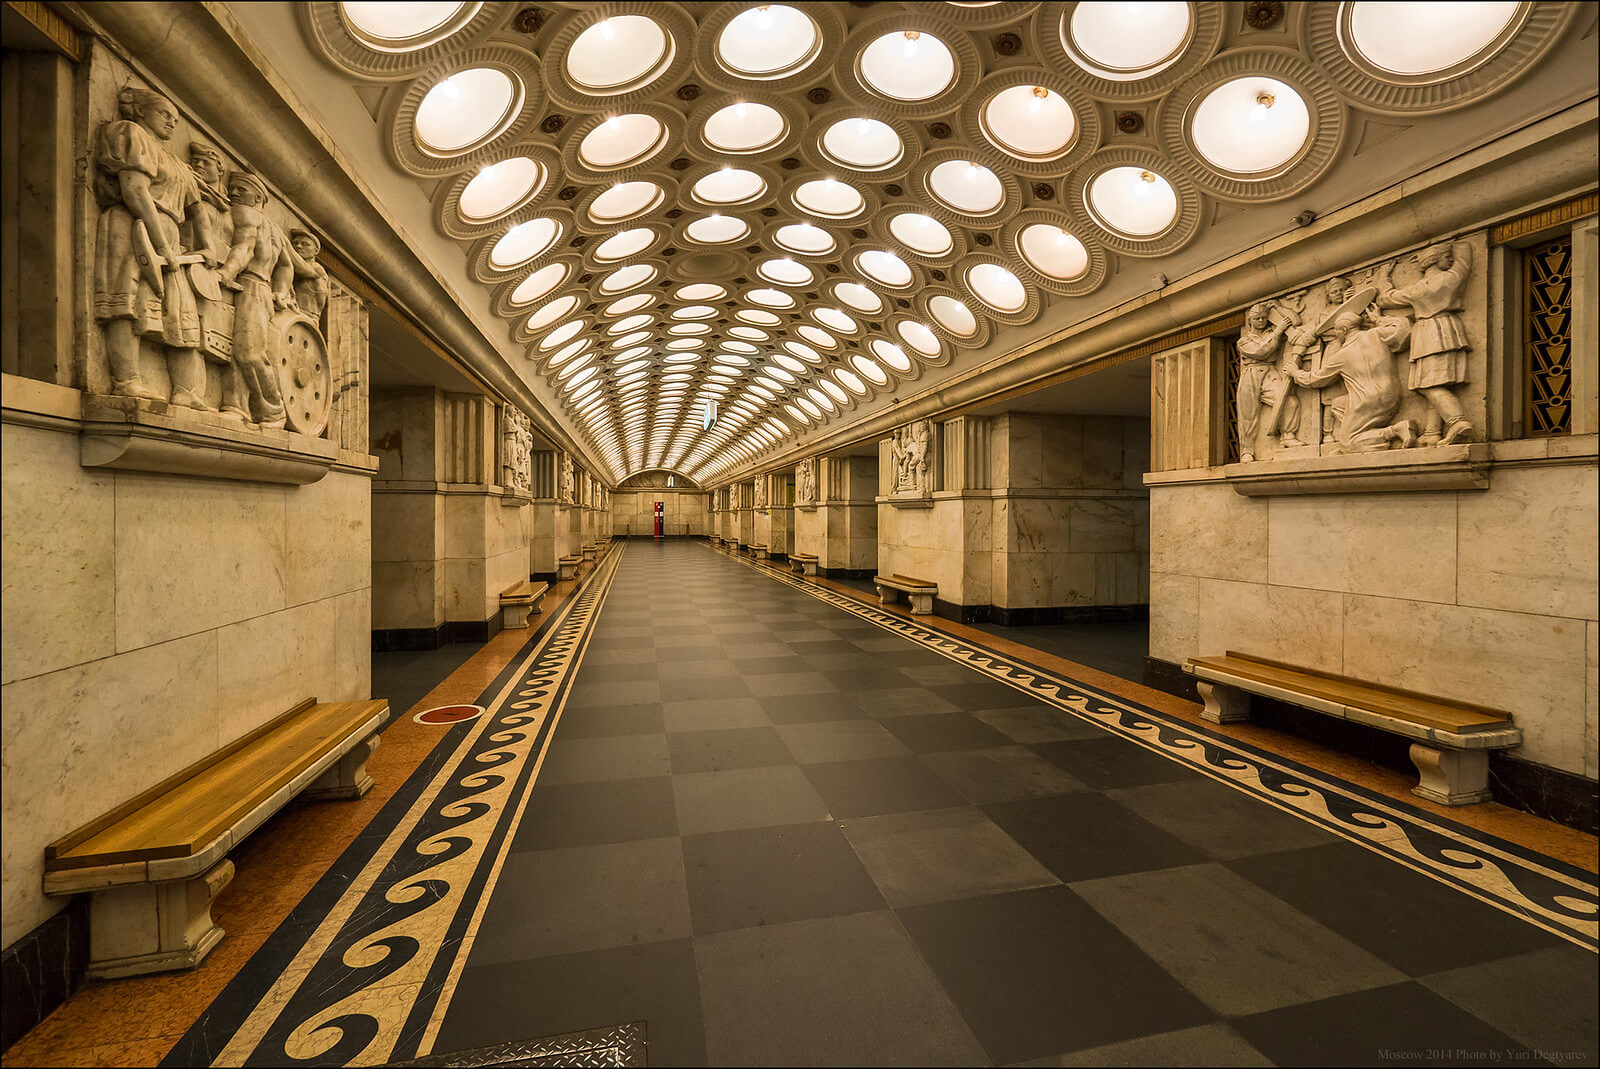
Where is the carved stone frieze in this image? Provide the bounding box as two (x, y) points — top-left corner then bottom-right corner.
(501, 406), (532, 496)
(795, 458), (817, 507)
(889, 419), (936, 496)
(557, 451), (575, 504)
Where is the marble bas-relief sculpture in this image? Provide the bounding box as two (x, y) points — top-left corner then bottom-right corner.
(558, 452), (575, 504)
(754, 478), (767, 510)
(1234, 237), (1479, 461)
(890, 420), (934, 494)
(795, 458), (816, 506)
(501, 406), (532, 496)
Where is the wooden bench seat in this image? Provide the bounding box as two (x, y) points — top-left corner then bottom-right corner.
(499, 579), (550, 628)
(789, 552), (818, 576)
(1185, 651), (1521, 806)
(557, 554), (581, 580)
(874, 573), (938, 615)
(44, 697), (387, 977)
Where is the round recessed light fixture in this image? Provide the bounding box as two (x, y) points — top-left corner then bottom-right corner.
(773, 223), (836, 255)
(982, 85), (1077, 160)
(604, 293), (654, 316)
(341, 1), (473, 50)
(1018, 224), (1089, 280)
(758, 258), (814, 287)
(857, 249), (913, 287)
(737, 308), (783, 326)
(821, 117), (904, 170)
(702, 101), (788, 152)
(966, 262), (1026, 312)
(528, 294), (580, 332)
(599, 263), (657, 292)
(685, 214), (751, 244)
(458, 156), (543, 222)
(416, 68), (519, 153)
(588, 180), (663, 223)
(1190, 77), (1310, 175)
(896, 320), (941, 356)
(1062, 1), (1193, 81)
(850, 353), (890, 385)
(833, 282), (882, 314)
(1086, 166), (1179, 237)
(1345, 2), (1522, 78)
(814, 306), (860, 332)
(675, 283), (727, 301)
(747, 287), (795, 308)
(508, 260), (570, 305)
(928, 159), (1004, 215)
(578, 113), (665, 169)
(693, 167), (768, 204)
(929, 294), (977, 336)
(793, 178), (865, 219)
(593, 226), (657, 262)
(859, 29), (956, 101)
(889, 212), (953, 256)
(565, 15), (672, 92)
(489, 216), (561, 269)
(716, 4), (822, 79)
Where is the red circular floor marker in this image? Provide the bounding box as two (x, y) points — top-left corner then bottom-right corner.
(414, 704), (486, 725)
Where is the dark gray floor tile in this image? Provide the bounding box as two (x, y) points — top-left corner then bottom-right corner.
(919, 745), (1088, 803)
(660, 675), (752, 702)
(743, 671), (842, 697)
(661, 696), (770, 732)
(581, 645), (657, 667)
(970, 705), (1105, 744)
(656, 659), (739, 681)
(1421, 946), (1599, 1061)
(556, 702), (666, 739)
(1039, 1023), (1272, 1067)
(933, 679), (1037, 712)
(856, 686), (962, 718)
(681, 822), (885, 935)
(539, 733), (670, 785)
(512, 776), (678, 851)
(803, 756), (968, 818)
(696, 911), (988, 1067)
(899, 885), (1215, 1064)
(825, 667), (917, 691)
(842, 806), (1059, 908)
(719, 641), (795, 659)
(1072, 862), (1405, 1016)
(667, 726), (794, 774)
(587, 634), (654, 649)
(1032, 736), (1204, 789)
(802, 651), (891, 672)
(758, 690), (868, 724)
(673, 766), (831, 834)
(653, 643), (728, 661)
(574, 660), (658, 683)
(879, 712), (1014, 753)
(1106, 778), (1341, 859)
(1232, 982), (1537, 1067)
(566, 679), (662, 710)
(468, 837), (692, 962)
(981, 792), (1208, 882)
(1226, 842), (1563, 976)
(776, 720), (913, 763)
(436, 940), (708, 1068)
(725, 654), (811, 675)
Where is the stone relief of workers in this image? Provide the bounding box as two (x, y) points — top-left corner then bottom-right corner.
(1297, 274), (1354, 445)
(288, 228), (330, 324)
(183, 142), (252, 423)
(1290, 286), (1418, 453)
(795, 459), (815, 504)
(92, 86), (215, 409)
(1378, 240), (1474, 446)
(904, 421), (931, 492)
(217, 169), (291, 428)
(1235, 300), (1305, 462)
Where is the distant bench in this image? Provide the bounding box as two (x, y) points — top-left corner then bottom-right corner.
(558, 554), (581, 580)
(750, 543), (769, 560)
(44, 697), (388, 978)
(499, 579), (549, 629)
(873, 573), (938, 615)
(789, 552), (819, 576)
(1185, 651), (1522, 806)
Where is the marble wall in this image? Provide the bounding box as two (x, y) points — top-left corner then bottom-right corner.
(1, 375), (373, 947)
(795, 456), (877, 572)
(1147, 438), (1599, 778)
(610, 489), (709, 537)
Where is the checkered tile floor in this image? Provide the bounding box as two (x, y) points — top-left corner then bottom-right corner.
(435, 542), (1596, 1067)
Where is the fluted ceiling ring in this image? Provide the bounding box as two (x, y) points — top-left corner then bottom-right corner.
(298, 1), (504, 81)
(1033, 1), (1226, 101)
(539, 3), (698, 112)
(385, 42), (544, 176)
(432, 142), (563, 239)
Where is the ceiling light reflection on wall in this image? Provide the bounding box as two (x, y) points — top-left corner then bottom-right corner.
(1190, 77), (1310, 175)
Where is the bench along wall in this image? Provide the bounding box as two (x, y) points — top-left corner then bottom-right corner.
(795, 456), (878, 576)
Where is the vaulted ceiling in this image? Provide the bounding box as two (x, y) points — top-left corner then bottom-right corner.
(251, 1), (1590, 485)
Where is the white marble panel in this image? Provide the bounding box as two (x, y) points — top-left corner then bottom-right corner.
(1457, 464), (1599, 621)
(1194, 579), (1343, 672)
(1040, 417), (1083, 489)
(1069, 499), (1136, 553)
(215, 598), (339, 743)
(1148, 571), (1200, 664)
(334, 587), (373, 704)
(1149, 483), (1268, 583)
(1079, 416), (1127, 489)
(285, 471), (370, 606)
(1, 423), (117, 684)
(1002, 552), (1052, 608)
(444, 558), (488, 622)
(371, 493), (442, 563)
(372, 560), (441, 630)
(1267, 493), (1457, 604)
(1051, 552), (1099, 607)
(444, 493), (488, 560)
(1008, 416), (1044, 489)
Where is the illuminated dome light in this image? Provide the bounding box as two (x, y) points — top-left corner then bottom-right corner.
(589, 181), (663, 223)
(773, 353), (808, 374)
(928, 159), (1004, 215)
(665, 338), (705, 351)
(1191, 77), (1310, 175)
(729, 325), (768, 340)
(747, 288), (795, 309)
(808, 386), (836, 411)
(703, 101), (788, 153)
(859, 30), (957, 101)
(669, 322), (712, 335)
(614, 344), (652, 361)
(1347, 2), (1521, 76)
(610, 329), (652, 348)
(764, 364), (798, 383)
(897, 320), (941, 357)
(797, 325), (837, 349)
(821, 117), (904, 170)
(856, 249), (914, 288)
(672, 304), (719, 320)
(815, 306), (860, 333)
(547, 338), (591, 367)
(871, 339), (914, 372)
(773, 223), (836, 256)
(793, 179), (865, 219)
(614, 359), (652, 377)
(738, 308), (783, 326)
(1087, 166), (1179, 238)
(889, 212), (953, 256)
(967, 262), (1027, 313)
(675, 283), (727, 301)
(665, 347), (704, 359)
(593, 227), (657, 262)
(607, 313), (654, 335)
(758, 258), (814, 286)
(1063, 2), (1192, 81)
(604, 293), (654, 316)
(416, 68), (519, 153)
(578, 114), (665, 169)
(539, 318), (587, 351)
(458, 157), (543, 222)
(850, 354), (890, 385)
(797, 396), (822, 420)
(982, 85), (1077, 159)
(722, 340), (759, 354)
(489, 217), (562, 269)
(1019, 224), (1090, 280)
(566, 15), (672, 91)
(820, 378), (849, 404)
(783, 341), (822, 365)
(341, 2), (471, 48)
(528, 294), (580, 332)
(508, 261), (569, 305)
(833, 282), (882, 314)
(599, 262), (657, 292)
(562, 364), (599, 391)
(685, 214), (751, 244)
(929, 294), (977, 336)
(716, 5), (822, 79)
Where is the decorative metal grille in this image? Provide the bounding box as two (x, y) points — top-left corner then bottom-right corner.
(1222, 332), (1243, 462)
(1523, 236), (1573, 436)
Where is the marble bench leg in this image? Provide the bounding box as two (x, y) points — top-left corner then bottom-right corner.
(801, 561), (818, 577)
(1410, 744), (1493, 806)
(502, 602), (530, 629)
(1196, 681), (1251, 724)
(87, 859), (233, 978)
(789, 559), (804, 575)
(876, 584), (899, 608)
(306, 734), (380, 801)
(907, 591), (934, 615)
(530, 592), (546, 614)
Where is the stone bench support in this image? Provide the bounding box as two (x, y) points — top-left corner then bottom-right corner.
(874, 574), (938, 615)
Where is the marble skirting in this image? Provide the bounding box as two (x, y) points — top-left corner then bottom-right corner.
(0, 899), (88, 1053)
(373, 617), (503, 653)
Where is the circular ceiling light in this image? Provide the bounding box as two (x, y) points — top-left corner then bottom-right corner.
(669, 321), (712, 334)
(672, 304), (719, 320)
(703, 101), (788, 152)
(610, 329), (651, 348)
(729, 325), (768, 340)
(539, 318), (586, 351)
(1018, 224), (1089, 279)
(870, 339), (913, 372)
(966, 262), (1026, 312)
(820, 378), (848, 403)
(675, 283), (727, 301)
(566, 15), (672, 91)
(808, 387), (836, 411)
(982, 85), (1077, 159)
(1063, 2), (1192, 81)
(1190, 77), (1310, 175)
(793, 178), (865, 219)
(613, 358), (651, 376)
(929, 294), (977, 335)
(716, 5), (822, 79)
(693, 167), (767, 204)
(593, 227), (657, 262)
(578, 114), (665, 169)
(797, 396), (822, 419)
(599, 263), (657, 292)
(783, 341), (822, 364)
(685, 214), (751, 244)
(607, 313), (654, 335)
(665, 347), (703, 358)
(1345, 2), (1521, 77)
(833, 282), (882, 314)
(1086, 166), (1179, 237)
(614, 344), (652, 361)
(857, 249), (914, 287)
(416, 68), (519, 153)
(859, 30), (956, 101)
(341, 2), (472, 49)
(547, 338), (591, 367)
(889, 212), (953, 256)
(758, 258), (814, 286)
(747, 288), (795, 309)
(851, 354), (890, 385)
(528, 294), (580, 332)
(738, 308), (783, 326)
(588, 181), (663, 223)
(897, 320), (941, 356)
(508, 260), (569, 305)
(774, 223), (836, 255)
(814, 306), (859, 332)
(489, 217), (561, 269)
(458, 157), (543, 222)
(797, 325), (836, 348)
(928, 159), (1004, 215)
(604, 292), (654, 316)
(821, 117), (904, 170)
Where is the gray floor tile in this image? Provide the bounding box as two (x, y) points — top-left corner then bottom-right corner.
(656, 658), (740, 681)
(556, 702), (665, 739)
(776, 720), (913, 763)
(919, 745), (1088, 803)
(566, 679), (662, 709)
(538, 733), (670, 785)
(743, 671), (842, 697)
(842, 806), (1060, 908)
(803, 756), (968, 818)
(661, 675), (752, 702)
(880, 712), (1015, 753)
(696, 911), (989, 1067)
(662, 696), (770, 732)
(971, 705), (1106, 743)
(1036, 1023), (1273, 1067)
(1033, 735), (1204, 789)
(667, 726), (794, 774)
(673, 766), (832, 834)
(1106, 778), (1341, 859)
(981, 792), (1208, 882)
(856, 686), (961, 718)
(681, 822), (885, 935)
(758, 691), (869, 724)
(1421, 946), (1599, 1061)
(512, 776), (678, 850)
